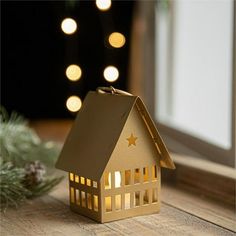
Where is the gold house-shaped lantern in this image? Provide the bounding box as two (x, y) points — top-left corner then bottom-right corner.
(56, 87), (175, 223)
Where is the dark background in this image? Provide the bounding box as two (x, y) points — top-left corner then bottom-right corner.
(1, 1), (134, 118)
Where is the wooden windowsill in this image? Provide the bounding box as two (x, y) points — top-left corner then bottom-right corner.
(171, 153), (236, 179)
(161, 153), (236, 232)
(162, 153), (236, 206)
(162, 184), (236, 232)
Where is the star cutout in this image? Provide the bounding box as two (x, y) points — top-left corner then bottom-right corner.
(126, 133), (138, 147)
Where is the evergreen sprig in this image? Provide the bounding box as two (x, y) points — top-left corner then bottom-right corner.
(0, 106), (58, 167)
(0, 107), (63, 211)
(0, 161), (30, 209)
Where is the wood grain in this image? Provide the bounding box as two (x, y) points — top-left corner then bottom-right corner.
(162, 184), (236, 232)
(1, 179), (235, 236)
(4, 120), (232, 235)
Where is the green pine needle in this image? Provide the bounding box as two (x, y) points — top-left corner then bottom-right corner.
(28, 176), (64, 198)
(0, 107), (63, 211)
(0, 162), (30, 210)
(0, 106), (59, 167)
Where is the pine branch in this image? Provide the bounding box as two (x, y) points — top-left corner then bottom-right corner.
(0, 106), (60, 167)
(0, 107), (63, 211)
(28, 176), (64, 198)
(0, 162), (30, 210)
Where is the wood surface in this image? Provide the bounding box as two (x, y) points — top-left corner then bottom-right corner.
(162, 184), (236, 232)
(1, 120), (233, 235)
(1, 178), (235, 236)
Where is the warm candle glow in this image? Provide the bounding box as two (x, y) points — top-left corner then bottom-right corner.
(96, 0), (111, 11)
(125, 193), (130, 209)
(105, 172), (111, 189)
(105, 196), (112, 212)
(103, 66), (119, 82)
(70, 187), (75, 203)
(115, 194), (121, 210)
(66, 96), (82, 112)
(115, 171), (121, 188)
(61, 18), (77, 35)
(94, 195), (98, 211)
(108, 32), (126, 48)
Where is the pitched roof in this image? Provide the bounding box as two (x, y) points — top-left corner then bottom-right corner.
(56, 92), (175, 181)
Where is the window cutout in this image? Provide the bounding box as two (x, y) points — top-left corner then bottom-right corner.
(104, 172), (111, 189)
(134, 168), (140, 184)
(93, 181), (98, 188)
(81, 191), (86, 207)
(75, 175), (79, 183)
(115, 171), (121, 188)
(87, 179), (91, 186)
(143, 167), (149, 182)
(94, 195), (98, 212)
(69, 173), (74, 181)
(115, 194), (121, 210)
(134, 191), (140, 207)
(152, 188), (158, 203)
(152, 165), (157, 181)
(143, 189), (149, 205)
(105, 196), (112, 212)
(125, 193), (131, 209)
(75, 189), (80, 205)
(70, 187), (75, 203)
(80, 177), (85, 185)
(87, 193), (92, 209)
(125, 170), (131, 185)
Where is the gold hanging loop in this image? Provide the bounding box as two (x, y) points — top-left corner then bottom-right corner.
(96, 86), (133, 96)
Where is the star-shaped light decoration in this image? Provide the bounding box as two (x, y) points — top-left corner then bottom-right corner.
(126, 133), (138, 147)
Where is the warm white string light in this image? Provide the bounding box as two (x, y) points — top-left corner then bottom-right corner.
(66, 96), (82, 112)
(61, 18), (77, 35)
(103, 66), (119, 82)
(108, 32), (126, 48)
(96, 0), (111, 11)
(66, 64), (82, 81)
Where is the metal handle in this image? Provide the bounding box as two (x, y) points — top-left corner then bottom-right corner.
(96, 86), (133, 96)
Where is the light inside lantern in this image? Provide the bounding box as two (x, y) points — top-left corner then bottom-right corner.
(75, 189), (80, 205)
(81, 191), (86, 207)
(104, 172), (111, 189)
(115, 194), (121, 210)
(115, 171), (121, 188)
(86, 178), (91, 186)
(70, 187), (75, 203)
(61, 18), (77, 35)
(80, 176), (85, 184)
(66, 64), (82, 81)
(93, 181), (98, 188)
(69, 173), (74, 181)
(75, 175), (79, 183)
(108, 32), (126, 48)
(105, 171), (121, 189)
(96, 0), (111, 11)
(103, 66), (119, 82)
(105, 196), (112, 212)
(94, 195), (98, 211)
(66, 96), (82, 112)
(125, 193), (130, 209)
